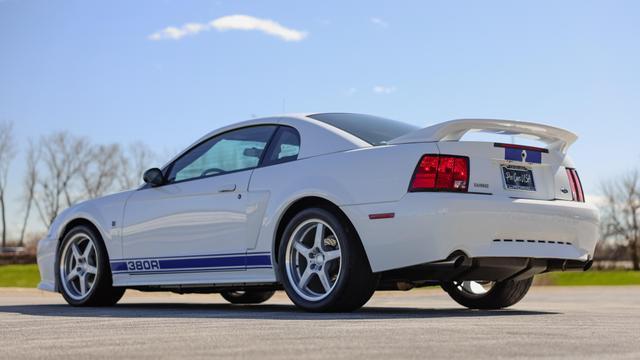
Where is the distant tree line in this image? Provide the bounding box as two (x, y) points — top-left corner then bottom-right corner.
(0, 120), (157, 248)
(599, 172), (640, 270)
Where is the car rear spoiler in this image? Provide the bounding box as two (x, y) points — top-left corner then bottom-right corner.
(388, 119), (578, 153)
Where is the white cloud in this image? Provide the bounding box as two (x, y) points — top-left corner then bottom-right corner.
(149, 15), (307, 42)
(373, 85), (397, 94)
(211, 15), (307, 41)
(370, 17), (389, 28)
(148, 22), (209, 40)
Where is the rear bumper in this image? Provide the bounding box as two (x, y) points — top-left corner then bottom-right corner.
(341, 193), (600, 273)
(380, 256), (592, 287)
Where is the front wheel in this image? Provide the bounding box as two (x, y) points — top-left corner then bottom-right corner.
(56, 225), (125, 306)
(278, 208), (378, 312)
(441, 277), (533, 309)
(220, 290), (275, 304)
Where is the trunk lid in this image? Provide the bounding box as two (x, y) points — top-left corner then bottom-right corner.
(393, 119), (577, 201)
(437, 141), (572, 200)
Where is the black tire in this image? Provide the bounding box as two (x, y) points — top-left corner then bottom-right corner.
(55, 225), (125, 306)
(441, 277), (533, 310)
(220, 290), (275, 304)
(277, 207), (378, 312)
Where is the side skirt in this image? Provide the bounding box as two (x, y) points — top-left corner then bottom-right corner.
(128, 283), (282, 294)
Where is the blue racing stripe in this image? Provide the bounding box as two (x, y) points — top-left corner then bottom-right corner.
(127, 266), (273, 276)
(111, 261), (128, 272)
(246, 254), (272, 266)
(160, 255), (245, 269)
(111, 253), (272, 274)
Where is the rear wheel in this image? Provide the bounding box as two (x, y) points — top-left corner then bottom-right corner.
(441, 277), (533, 309)
(220, 290), (275, 304)
(278, 208), (378, 312)
(56, 225), (125, 306)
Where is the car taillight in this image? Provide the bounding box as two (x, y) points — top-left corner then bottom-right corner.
(566, 168), (585, 202)
(409, 154), (469, 192)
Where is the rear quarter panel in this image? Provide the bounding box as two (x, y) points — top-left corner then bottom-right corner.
(248, 142), (440, 264)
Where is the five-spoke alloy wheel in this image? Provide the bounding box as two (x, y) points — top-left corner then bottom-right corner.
(453, 281), (495, 297)
(59, 233), (99, 300)
(442, 277), (533, 309)
(285, 219), (342, 302)
(278, 208), (378, 312)
(56, 225), (125, 306)
(220, 290), (276, 304)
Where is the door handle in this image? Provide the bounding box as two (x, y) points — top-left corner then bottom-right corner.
(217, 184), (237, 193)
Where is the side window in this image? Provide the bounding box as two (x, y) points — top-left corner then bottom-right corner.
(263, 126), (301, 166)
(167, 125), (277, 183)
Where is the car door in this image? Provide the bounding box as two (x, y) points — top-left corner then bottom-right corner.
(240, 125), (302, 283)
(119, 125), (277, 283)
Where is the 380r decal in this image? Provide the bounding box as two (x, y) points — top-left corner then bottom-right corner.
(126, 260), (160, 271)
(110, 253), (272, 274)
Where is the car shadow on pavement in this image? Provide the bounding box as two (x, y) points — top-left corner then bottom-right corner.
(0, 303), (558, 320)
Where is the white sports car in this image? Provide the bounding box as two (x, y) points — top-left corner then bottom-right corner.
(37, 113), (599, 312)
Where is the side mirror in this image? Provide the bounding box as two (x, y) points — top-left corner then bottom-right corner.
(143, 168), (166, 187)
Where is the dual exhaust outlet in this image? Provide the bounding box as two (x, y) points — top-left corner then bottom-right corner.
(381, 254), (592, 291)
(443, 254), (593, 273)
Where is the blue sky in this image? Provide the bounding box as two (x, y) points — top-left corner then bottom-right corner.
(1, 0), (639, 232)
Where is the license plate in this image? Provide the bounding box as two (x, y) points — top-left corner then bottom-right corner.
(501, 165), (536, 191)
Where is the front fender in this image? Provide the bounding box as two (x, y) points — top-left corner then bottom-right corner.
(36, 190), (134, 291)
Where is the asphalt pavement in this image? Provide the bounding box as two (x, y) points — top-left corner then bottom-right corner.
(1, 286), (639, 359)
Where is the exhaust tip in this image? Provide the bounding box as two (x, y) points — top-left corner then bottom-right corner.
(453, 255), (466, 268)
(447, 250), (469, 268)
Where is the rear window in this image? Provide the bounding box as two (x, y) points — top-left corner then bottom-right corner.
(308, 113), (419, 146)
